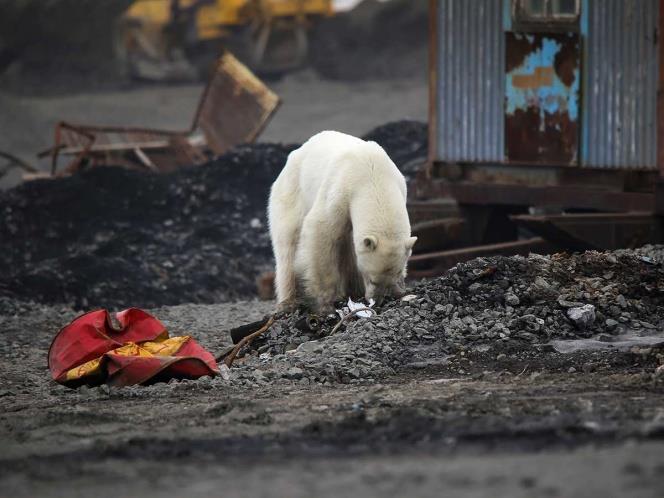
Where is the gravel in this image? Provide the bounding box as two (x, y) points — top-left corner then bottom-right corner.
(224, 249), (664, 385)
(7, 247), (656, 392)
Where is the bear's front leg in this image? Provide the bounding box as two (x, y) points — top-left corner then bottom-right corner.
(297, 212), (344, 314)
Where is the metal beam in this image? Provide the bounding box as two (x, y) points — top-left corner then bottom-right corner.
(416, 180), (656, 212)
(408, 237), (555, 279)
(510, 212), (663, 251)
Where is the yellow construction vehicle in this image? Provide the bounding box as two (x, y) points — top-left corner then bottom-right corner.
(115, 0), (334, 80)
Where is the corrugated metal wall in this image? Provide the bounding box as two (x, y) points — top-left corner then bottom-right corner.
(582, 0), (659, 169)
(434, 0), (504, 163)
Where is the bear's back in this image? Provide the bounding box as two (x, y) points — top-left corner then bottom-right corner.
(296, 131), (402, 197)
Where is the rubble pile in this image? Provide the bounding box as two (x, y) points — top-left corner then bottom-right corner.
(0, 121), (428, 309)
(619, 244), (664, 264)
(229, 250), (664, 385)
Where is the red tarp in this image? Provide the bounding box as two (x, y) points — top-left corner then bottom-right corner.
(48, 308), (219, 388)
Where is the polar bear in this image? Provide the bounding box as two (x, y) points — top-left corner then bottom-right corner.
(268, 130), (417, 312)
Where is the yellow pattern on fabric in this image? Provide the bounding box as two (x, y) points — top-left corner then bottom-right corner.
(64, 335), (191, 382)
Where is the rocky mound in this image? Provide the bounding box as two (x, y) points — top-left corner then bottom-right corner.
(228, 250), (664, 385)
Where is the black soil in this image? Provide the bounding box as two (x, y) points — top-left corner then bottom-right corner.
(0, 121), (427, 309)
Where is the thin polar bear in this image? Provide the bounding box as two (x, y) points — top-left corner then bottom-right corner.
(268, 130), (417, 313)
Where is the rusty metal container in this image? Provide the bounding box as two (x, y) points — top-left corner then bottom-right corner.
(430, 0), (660, 172)
(420, 0), (664, 268)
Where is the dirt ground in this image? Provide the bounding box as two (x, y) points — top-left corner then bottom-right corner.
(1, 299), (664, 497)
(2, 26), (664, 496)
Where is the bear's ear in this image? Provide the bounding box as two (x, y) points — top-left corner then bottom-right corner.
(405, 236), (418, 251)
(363, 236), (378, 251)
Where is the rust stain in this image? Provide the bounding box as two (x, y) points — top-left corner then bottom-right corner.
(512, 67), (555, 89)
(505, 106), (578, 165)
(505, 31), (579, 165)
(505, 34), (543, 73)
(553, 34), (579, 87)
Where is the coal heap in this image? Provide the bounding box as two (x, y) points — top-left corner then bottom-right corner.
(0, 144), (295, 309)
(0, 121), (427, 309)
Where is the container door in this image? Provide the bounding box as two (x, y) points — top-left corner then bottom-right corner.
(505, 31), (580, 165)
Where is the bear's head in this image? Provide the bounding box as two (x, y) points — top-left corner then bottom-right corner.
(355, 234), (417, 304)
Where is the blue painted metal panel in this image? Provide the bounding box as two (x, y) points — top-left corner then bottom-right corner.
(582, 0), (659, 169)
(434, 0), (505, 163)
(506, 37), (579, 120)
(505, 32), (580, 164)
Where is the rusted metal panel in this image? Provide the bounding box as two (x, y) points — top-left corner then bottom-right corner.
(407, 199), (460, 224)
(193, 51), (281, 156)
(49, 122), (193, 174)
(582, 0), (659, 169)
(45, 52), (279, 176)
(433, 0), (504, 163)
(415, 179), (656, 212)
(505, 31), (580, 165)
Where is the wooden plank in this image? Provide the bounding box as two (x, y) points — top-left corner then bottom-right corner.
(417, 180), (655, 213)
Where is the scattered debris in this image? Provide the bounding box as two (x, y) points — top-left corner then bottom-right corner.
(224, 315), (275, 368)
(0, 149), (38, 181)
(49, 308), (219, 388)
(338, 297), (376, 319)
(43, 52), (280, 176)
(550, 333), (664, 354)
(230, 316), (273, 344)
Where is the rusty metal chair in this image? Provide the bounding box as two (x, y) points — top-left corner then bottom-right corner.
(44, 51), (280, 175)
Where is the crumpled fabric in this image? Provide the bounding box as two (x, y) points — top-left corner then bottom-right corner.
(48, 308), (219, 388)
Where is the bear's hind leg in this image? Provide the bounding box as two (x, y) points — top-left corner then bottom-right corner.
(272, 219), (302, 311)
(298, 210), (344, 313)
(269, 197), (303, 312)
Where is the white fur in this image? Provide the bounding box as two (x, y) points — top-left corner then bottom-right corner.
(268, 130), (416, 311)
